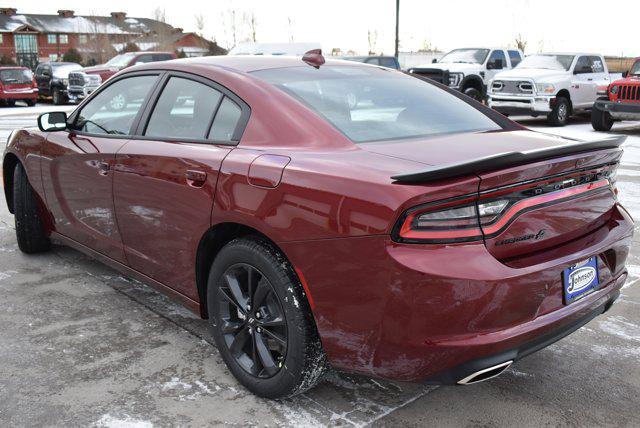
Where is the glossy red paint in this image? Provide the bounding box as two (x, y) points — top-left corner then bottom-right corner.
(608, 58), (640, 103)
(83, 51), (177, 81)
(3, 56), (634, 384)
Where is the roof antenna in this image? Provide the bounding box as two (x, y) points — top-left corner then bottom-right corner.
(302, 49), (325, 68)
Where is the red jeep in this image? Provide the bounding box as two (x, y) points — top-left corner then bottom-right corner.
(0, 66), (38, 107)
(82, 51), (177, 82)
(592, 57), (640, 131)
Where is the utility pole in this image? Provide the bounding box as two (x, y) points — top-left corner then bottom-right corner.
(394, 0), (400, 58)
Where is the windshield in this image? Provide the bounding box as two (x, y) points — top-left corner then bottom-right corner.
(53, 64), (82, 78)
(517, 55), (575, 71)
(630, 61), (640, 76)
(439, 48), (490, 64)
(253, 66), (501, 143)
(0, 69), (33, 84)
(105, 53), (136, 67)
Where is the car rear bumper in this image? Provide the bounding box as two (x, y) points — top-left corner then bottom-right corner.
(488, 95), (553, 115)
(282, 203), (634, 383)
(594, 99), (640, 120)
(0, 89), (38, 100)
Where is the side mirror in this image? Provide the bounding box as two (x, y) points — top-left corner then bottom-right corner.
(623, 71), (628, 78)
(432, 58), (438, 63)
(37, 112), (68, 132)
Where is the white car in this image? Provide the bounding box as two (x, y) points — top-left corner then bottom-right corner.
(488, 53), (610, 126)
(407, 48), (523, 101)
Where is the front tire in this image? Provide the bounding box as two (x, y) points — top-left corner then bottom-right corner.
(591, 108), (614, 131)
(463, 87), (483, 102)
(13, 163), (51, 253)
(207, 237), (327, 398)
(52, 87), (63, 105)
(25, 99), (36, 107)
(547, 96), (570, 126)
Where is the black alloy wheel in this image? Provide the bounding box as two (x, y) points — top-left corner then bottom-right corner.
(216, 263), (288, 378)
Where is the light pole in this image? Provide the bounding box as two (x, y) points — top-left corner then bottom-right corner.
(394, 0), (400, 58)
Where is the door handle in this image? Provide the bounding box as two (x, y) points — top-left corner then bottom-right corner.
(587, 78), (593, 81)
(186, 170), (207, 187)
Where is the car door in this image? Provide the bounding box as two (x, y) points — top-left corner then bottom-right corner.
(41, 73), (160, 263)
(571, 56), (597, 108)
(485, 50), (506, 83)
(36, 64), (51, 96)
(113, 72), (248, 300)
(589, 55), (610, 99)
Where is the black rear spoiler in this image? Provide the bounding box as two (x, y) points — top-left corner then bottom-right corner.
(391, 135), (626, 184)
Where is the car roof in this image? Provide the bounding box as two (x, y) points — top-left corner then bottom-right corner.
(539, 52), (602, 56)
(0, 66), (28, 70)
(160, 55), (365, 73)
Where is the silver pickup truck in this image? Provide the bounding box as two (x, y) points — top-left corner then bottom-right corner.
(67, 71), (102, 103)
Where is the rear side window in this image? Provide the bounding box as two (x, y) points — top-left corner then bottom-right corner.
(253, 66), (501, 143)
(74, 75), (157, 135)
(589, 56), (605, 73)
(378, 57), (398, 69)
(508, 50), (522, 67)
(365, 58), (381, 66)
(208, 98), (242, 141)
(145, 77), (223, 140)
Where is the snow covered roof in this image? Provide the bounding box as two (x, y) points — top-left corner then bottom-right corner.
(0, 13), (173, 35)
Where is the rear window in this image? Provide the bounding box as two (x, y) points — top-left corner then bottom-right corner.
(0, 69), (33, 84)
(253, 66), (501, 143)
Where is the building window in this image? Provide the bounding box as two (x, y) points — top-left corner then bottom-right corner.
(79, 34), (87, 44)
(48, 34), (57, 44)
(59, 34), (68, 44)
(0, 34), (3, 44)
(49, 54), (58, 61)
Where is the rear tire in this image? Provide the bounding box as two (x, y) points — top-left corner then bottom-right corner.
(13, 163), (51, 254)
(207, 237), (327, 398)
(591, 108), (614, 131)
(25, 99), (36, 107)
(547, 97), (570, 126)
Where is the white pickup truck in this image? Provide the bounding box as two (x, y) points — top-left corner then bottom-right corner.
(407, 48), (523, 101)
(487, 53), (610, 126)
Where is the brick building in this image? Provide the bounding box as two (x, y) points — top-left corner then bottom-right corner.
(0, 8), (224, 69)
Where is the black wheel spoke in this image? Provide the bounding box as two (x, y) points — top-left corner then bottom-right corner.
(255, 331), (279, 376)
(220, 288), (244, 313)
(252, 279), (270, 309)
(225, 272), (248, 309)
(260, 316), (285, 328)
(221, 319), (245, 334)
(248, 267), (260, 304)
(229, 325), (250, 357)
(260, 326), (287, 348)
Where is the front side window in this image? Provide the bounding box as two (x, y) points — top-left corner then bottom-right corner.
(631, 61), (640, 76)
(74, 75), (157, 135)
(487, 50), (506, 69)
(105, 53), (137, 68)
(439, 49), (490, 65)
(145, 77), (222, 140)
(508, 50), (522, 67)
(575, 56), (592, 74)
(253, 66), (501, 143)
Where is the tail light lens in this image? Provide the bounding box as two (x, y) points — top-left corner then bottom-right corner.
(395, 199), (510, 243)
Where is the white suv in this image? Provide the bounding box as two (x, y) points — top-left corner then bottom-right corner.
(408, 48), (523, 101)
(488, 53), (610, 126)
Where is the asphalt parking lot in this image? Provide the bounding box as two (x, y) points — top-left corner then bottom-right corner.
(0, 103), (639, 427)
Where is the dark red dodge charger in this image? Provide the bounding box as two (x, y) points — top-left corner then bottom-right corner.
(3, 52), (633, 398)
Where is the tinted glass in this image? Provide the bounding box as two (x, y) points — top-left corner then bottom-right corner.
(378, 57), (398, 69)
(208, 98), (242, 141)
(146, 77), (223, 140)
(0, 69), (33, 84)
(439, 49), (489, 64)
(253, 66), (501, 143)
(631, 61), (640, 76)
(153, 54), (174, 61)
(134, 55), (154, 64)
(488, 50), (506, 68)
(575, 56), (591, 73)
(365, 58), (381, 66)
(589, 56), (605, 73)
(74, 75), (157, 135)
(508, 50), (521, 67)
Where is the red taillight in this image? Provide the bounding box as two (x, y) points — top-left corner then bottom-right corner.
(32, 78), (37, 89)
(393, 172), (615, 244)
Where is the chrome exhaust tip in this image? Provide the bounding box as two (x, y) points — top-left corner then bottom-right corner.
(457, 360), (513, 385)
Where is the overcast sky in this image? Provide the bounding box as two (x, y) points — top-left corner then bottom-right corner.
(16, 0), (640, 56)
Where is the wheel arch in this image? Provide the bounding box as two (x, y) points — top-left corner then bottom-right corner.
(461, 74), (484, 92)
(3, 152), (20, 214)
(556, 89), (572, 109)
(195, 222), (306, 319)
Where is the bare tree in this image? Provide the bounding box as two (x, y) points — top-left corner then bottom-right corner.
(148, 7), (175, 51)
(287, 17), (294, 43)
(367, 29), (378, 55)
(222, 9), (239, 49)
(243, 12), (257, 43)
(86, 13), (115, 64)
(514, 34), (527, 54)
(195, 13), (205, 37)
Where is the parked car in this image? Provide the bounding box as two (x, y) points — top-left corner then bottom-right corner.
(0, 66), (37, 107)
(34, 62), (82, 105)
(488, 53), (610, 126)
(591, 57), (640, 131)
(407, 47), (522, 100)
(68, 51), (177, 103)
(340, 55), (400, 70)
(4, 54), (632, 399)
